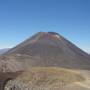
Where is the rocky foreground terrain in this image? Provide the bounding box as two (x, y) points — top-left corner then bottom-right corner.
(4, 67), (85, 90)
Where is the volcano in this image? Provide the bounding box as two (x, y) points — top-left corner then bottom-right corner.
(1, 32), (90, 71)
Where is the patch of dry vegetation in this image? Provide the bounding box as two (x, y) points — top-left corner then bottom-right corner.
(5, 67), (85, 90)
(16, 67), (84, 85)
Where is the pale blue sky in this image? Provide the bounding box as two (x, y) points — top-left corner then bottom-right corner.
(0, 0), (90, 53)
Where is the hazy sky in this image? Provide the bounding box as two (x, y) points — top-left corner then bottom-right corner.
(0, 0), (90, 53)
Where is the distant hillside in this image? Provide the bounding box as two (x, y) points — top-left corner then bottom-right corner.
(0, 49), (10, 55)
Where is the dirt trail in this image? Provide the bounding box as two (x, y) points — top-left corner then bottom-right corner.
(75, 81), (90, 89)
(64, 70), (90, 90)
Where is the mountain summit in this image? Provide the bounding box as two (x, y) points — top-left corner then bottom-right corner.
(1, 32), (90, 71)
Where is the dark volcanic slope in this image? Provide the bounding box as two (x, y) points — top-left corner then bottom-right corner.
(2, 32), (90, 70)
